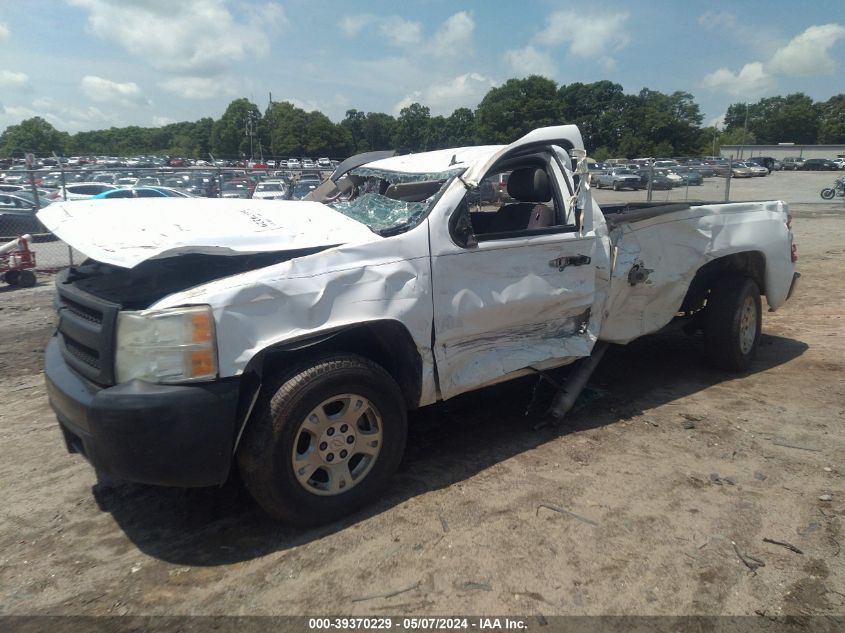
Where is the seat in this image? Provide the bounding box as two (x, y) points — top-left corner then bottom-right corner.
(484, 167), (555, 233)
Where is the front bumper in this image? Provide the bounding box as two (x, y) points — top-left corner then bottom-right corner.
(44, 336), (240, 487)
(786, 271), (801, 302)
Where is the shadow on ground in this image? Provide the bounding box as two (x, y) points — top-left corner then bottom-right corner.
(92, 329), (807, 566)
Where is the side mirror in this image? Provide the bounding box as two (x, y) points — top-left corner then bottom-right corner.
(449, 200), (478, 249)
(454, 212), (478, 248)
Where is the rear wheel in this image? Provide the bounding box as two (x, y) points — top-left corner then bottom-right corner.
(704, 276), (762, 371)
(17, 270), (36, 287)
(613, 181), (620, 191)
(237, 353), (407, 526)
(3, 270), (20, 285)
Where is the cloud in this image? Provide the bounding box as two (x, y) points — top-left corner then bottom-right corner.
(0, 22), (9, 40)
(394, 72), (496, 116)
(430, 11), (474, 55)
(152, 116), (175, 127)
(701, 62), (774, 97)
(537, 10), (630, 58)
(20, 97), (115, 131)
(379, 16), (422, 47)
(698, 11), (737, 31)
(700, 23), (845, 98)
(338, 11), (473, 56)
(0, 70), (31, 91)
(80, 75), (150, 107)
(158, 76), (238, 100)
(339, 15), (375, 37)
(502, 46), (558, 79)
(768, 24), (845, 76)
(68, 0), (287, 75)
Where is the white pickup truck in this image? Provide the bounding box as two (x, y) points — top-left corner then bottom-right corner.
(40, 125), (799, 526)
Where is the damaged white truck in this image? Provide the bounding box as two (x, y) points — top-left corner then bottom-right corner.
(40, 125), (799, 526)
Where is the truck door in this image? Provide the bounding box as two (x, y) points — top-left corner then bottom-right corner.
(429, 147), (609, 400)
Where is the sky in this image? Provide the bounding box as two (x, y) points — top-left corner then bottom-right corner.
(1, 1), (844, 133)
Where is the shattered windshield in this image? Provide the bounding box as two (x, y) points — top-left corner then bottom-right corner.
(328, 167), (464, 233)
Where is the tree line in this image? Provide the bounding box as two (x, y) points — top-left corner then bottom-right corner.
(2, 75), (844, 161)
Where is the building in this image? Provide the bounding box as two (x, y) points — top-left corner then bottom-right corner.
(720, 144), (845, 161)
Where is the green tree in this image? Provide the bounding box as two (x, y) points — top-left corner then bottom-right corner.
(392, 102), (430, 152)
(475, 75), (559, 144)
(362, 113), (395, 151)
(444, 107), (475, 146)
(726, 94), (818, 144)
(264, 101), (308, 158)
(817, 94), (845, 144)
(341, 109), (368, 152)
(210, 98), (261, 158)
(558, 81), (627, 153)
(0, 117), (69, 156)
(717, 127), (757, 149)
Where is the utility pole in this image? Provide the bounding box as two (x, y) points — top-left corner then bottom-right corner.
(244, 111), (259, 162)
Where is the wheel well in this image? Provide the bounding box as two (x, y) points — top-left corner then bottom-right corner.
(245, 321), (423, 411)
(680, 251), (766, 313)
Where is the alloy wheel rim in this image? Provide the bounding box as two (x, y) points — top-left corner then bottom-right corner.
(291, 393), (383, 496)
(739, 296), (757, 355)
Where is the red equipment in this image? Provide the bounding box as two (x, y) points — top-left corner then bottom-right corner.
(1, 234), (37, 288)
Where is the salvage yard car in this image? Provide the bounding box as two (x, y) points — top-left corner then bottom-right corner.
(39, 126), (799, 526)
(594, 168), (641, 190)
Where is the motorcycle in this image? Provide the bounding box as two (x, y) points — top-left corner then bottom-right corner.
(820, 177), (845, 199)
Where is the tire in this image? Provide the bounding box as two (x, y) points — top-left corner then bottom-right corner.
(821, 188), (835, 200)
(613, 181), (620, 191)
(17, 270), (36, 287)
(704, 276), (762, 371)
(3, 270), (20, 285)
(237, 353), (407, 526)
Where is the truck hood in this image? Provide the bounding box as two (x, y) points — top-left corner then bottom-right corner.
(37, 198), (379, 268)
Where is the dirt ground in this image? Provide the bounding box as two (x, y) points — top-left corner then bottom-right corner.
(0, 203), (843, 620)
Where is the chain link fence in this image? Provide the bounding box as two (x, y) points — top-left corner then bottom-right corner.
(1, 161), (842, 276)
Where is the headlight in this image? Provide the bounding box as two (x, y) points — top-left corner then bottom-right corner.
(115, 305), (218, 384)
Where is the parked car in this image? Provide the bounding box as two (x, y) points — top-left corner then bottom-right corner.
(595, 168), (641, 190)
(746, 163), (768, 177)
(669, 167), (703, 185)
(781, 157), (805, 171)
(220, 182), (250, 199)
(39, 124), (799, 526)
(466, 177), (498, 206)
(0, 193), (54, 241)
(635, 170), (673, 190)
(93, 187), (195, 199)
(747, 156), (777, 173)
(730, 163), (754, 178)
(290, 182), (317, 200)
(50, 183), (116, 201)
(803, 158), (838, 171)
(287, 158), (302, 169)
(252, 181), (289, 200)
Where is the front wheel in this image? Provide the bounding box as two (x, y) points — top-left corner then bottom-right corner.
(704, 277), (762, 371)
(820, 187), (835, 200)
(237, 353), (407, 526)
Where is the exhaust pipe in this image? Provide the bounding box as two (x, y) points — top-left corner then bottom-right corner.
(548, 342), (609, 421)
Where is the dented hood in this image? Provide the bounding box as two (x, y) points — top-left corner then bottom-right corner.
(37, 198), (379, 268)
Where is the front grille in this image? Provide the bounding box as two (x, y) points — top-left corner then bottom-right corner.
(62, 297), (103, 326)
(64, 338), (101, 369)
(56, 270), (119, 385)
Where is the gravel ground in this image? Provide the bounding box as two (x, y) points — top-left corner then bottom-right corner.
(0, 202), (842, 620)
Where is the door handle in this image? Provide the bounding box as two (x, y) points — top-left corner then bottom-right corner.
(549, 255), (591, 271)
